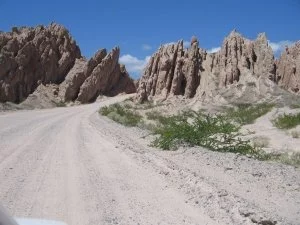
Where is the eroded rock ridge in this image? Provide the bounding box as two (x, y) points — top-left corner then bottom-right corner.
(137, 31), (299, 103)
(0, 23), (136, 104)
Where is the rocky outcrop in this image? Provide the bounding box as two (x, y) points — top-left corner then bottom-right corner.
(58, 49), (108, 102)
(20, 83), (62, 109)
(276, 42), (300, 93)
(0, 24), (136, 105)
(0, 23), (81, 102)
(137, 31), (298, 103)
(136, 39), (202, 102)
(75, 47), (136, 103)
(59, 58), (87, 101)
(214, 31), (276, 88)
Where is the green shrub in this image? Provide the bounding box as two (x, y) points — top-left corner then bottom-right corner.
(273, 113), (300, 129)
(264, 152), (300, 167)
(290, 104), (300, 109)
(99, 104), (142, 127)
(279, 152), (300, 166)
(227, 103), (274, 125)
(145, 111), (173, 125)
(145, 111), (161, 120)
(151, 111), (257, 155)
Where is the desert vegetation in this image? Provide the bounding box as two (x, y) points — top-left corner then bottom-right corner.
(290, 103), (300, 109)
(150, 111), (255, 154)
(99, 101), (300, 166)
(226, 103), (274, 125)
(99, 103), (142, 127)
(273, 112), (300, 129)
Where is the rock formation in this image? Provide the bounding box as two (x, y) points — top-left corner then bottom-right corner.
(0, 23), (81, 102)
(60, 47), (136, 103)
(59, 58), (88, 102)
(276, 41), (300, 93)
(137, 31), (299, 103)
(0, 23), (136, 105)
(78, 47), (125, 103)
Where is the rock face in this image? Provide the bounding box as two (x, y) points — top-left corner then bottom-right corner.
(59, 58), (87, 101)
(136, 39), (202, 102)
(0, 24), (136, 105)
(0, 23), (81, 102)
(276, 42), (300, 93)
(78, 47), (121, 103)
(214, 31), (276, 87)
(137, 31), (298, 103)
(60, 47), (136, 103)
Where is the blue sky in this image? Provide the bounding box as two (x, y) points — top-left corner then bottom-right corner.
(0, 0), (300, 78)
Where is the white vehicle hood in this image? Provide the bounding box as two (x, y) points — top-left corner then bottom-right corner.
(16, 218), (67, 225)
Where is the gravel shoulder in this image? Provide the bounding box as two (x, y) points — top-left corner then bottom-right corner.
(0, 95), (299, 225)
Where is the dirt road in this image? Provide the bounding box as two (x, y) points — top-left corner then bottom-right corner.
(0, 96), (299, 225)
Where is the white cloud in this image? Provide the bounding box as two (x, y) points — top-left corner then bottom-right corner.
(183, 41), (190, 48)
(119, 54), (151, 77)
(142, 44), (152, 51)
(207, 47), (221, 53)
(268, 40), (294, 55)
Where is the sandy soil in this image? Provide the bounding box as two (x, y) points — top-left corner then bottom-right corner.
(0, 94), (299, 225)
(241, 107), (300, 153)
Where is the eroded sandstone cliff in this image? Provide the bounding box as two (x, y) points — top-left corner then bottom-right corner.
(0, 23), (81, 102)
(59, 47), (135, 103)
(0, 23), (136, 104)
(276, 42), (300, 93)
(137, 31), (299, 103)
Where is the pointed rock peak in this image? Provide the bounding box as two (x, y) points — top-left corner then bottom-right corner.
(49, 21), (60, 27)
(49, 22), (67, 31)
(223, 29), (244, 43)
(228, 28), (241, 37)
(113, 46), (120, 51)
(256, 32), (268, 43)
(177, 40), (184, 50)
(191, 36), (198, 46)
(94, 48), (107, 57)
(110, 46), (120, 56)
(91, 48), (107, 64)
(284, 41), (300, 55)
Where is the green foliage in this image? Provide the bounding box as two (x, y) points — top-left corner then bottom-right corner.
(273, 113), (300, 129)
(227, 103), (274, 125)
(290, 104), (300, 109)
(135, 101), (164, 110)
(262, 152), (300, 167)
(145, 111), (173, 125)
(278, 152), (300, 166)
(99, 103), (142, 127)
(100, 102), (300, 166)
(151, 111), (256, 155)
